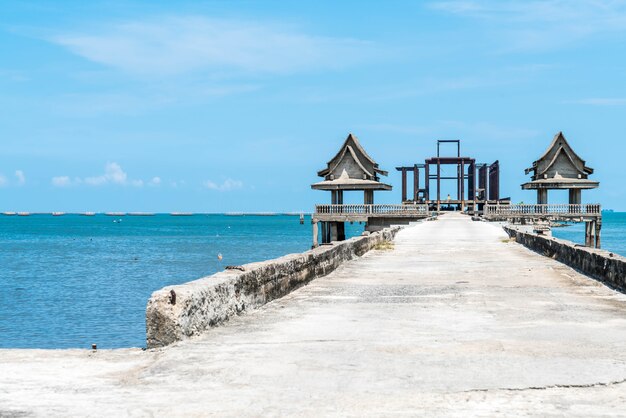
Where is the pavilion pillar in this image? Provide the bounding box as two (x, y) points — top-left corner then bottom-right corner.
(569, 189), (581, 205)
(457, 163), (461, 203)
(401, 169), (407, 202)
(467, 160), (477, 215)
(537, 189), (548, 205)
(436, 160), (441, 211)
(312, 219), (319, 248)
(595, 221), (602, 249)
(585, 221), (593, 247)
(337, 222), (345, 241)
(413, 164), (419, 201)
(364, 190), (374, 205)
(330, 222), (338, 242)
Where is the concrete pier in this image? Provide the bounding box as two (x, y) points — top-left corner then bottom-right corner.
(2, 213), (626, 416)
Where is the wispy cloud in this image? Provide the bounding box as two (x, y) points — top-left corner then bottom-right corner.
(51, 176), (72, 187)
(564, 97), (626, 106)
(51, 16), (377, 76)
(0, 171), (26, 187)
(429, 0), (626, 51)
(84, 162), (127, 186)
(204, 178), (243, 191)
(14, 170), (25, 185)
(149, 177), (161, 186)
(52, 162), (147, 187)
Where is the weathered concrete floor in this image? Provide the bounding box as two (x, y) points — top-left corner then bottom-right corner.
(2, 213), (626, 417)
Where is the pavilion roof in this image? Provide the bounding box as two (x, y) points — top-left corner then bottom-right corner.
(313, 133), (391, 192)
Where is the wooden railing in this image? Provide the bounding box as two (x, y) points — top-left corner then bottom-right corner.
(315, 204), (429, 216)
(484, 204), (601, 217)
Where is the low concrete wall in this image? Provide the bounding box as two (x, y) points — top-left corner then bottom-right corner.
(146, 227), (401, 348)
(504, 226), (626, 292)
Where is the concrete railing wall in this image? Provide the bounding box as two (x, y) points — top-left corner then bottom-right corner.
(504, 226), (626, 292)
(146, 227), (401, 348)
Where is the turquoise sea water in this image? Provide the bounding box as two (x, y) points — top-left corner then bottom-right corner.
(551, 212), (626, 256)
(2, 213), (624, 350)
(0, 214), (363, 349)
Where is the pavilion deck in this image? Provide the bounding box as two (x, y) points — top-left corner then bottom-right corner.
(483, 203), (602, 248)
(483, 203), (601, 221)
(314, 204), (430, 222)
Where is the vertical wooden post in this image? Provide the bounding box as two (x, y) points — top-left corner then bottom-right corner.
(413, 164), (419, 201)
(436, 160), (441, 212)
(457, 163), (461, 203)
(425, 163), (430, 201)
(337, 190), (344, 205)
(401, 169), (407, 202)
(460, 160), (465, 212)
(471, 162), (477, 214)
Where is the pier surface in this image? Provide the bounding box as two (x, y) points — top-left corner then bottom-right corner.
(2, 213), (626, 416)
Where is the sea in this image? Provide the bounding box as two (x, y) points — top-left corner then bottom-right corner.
(1, 212), (624, 350)
(0, 214), (364, 349)
(551, 211), (626, 255)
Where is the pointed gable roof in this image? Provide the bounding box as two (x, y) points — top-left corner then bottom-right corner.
(312, 133), (392, 191)
(526, 131), (593, 176)
(317, 133), (388, 178)
(521, 131), (598, 190)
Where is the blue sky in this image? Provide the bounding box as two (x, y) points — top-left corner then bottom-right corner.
(1, 0), (625, 212)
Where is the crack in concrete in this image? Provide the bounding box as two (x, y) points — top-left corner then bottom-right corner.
(462, 378), (626, 393)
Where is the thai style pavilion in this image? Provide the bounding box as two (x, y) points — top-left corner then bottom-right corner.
(311, 134), (393, 244)
(521, 131), (601, 247)
(522, 131), (599, 204)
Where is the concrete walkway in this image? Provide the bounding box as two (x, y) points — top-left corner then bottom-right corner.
(2, 213), (626, 417)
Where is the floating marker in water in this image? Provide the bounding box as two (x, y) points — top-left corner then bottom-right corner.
(217, 253), (223, 261)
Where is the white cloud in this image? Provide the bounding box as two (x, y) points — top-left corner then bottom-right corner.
(204, 178), (243, 191)
(564, 98), (626, 106)
(52, 162), (145, 187)
(51, 16), (377, 76)
(14, 170), (25, 185)
(84, 176), (106, 186)
(51, 176), (72, 187)
(149, 176), (161, 186)
(84, 162), (128, 186)
(0, 175), (7, 187)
